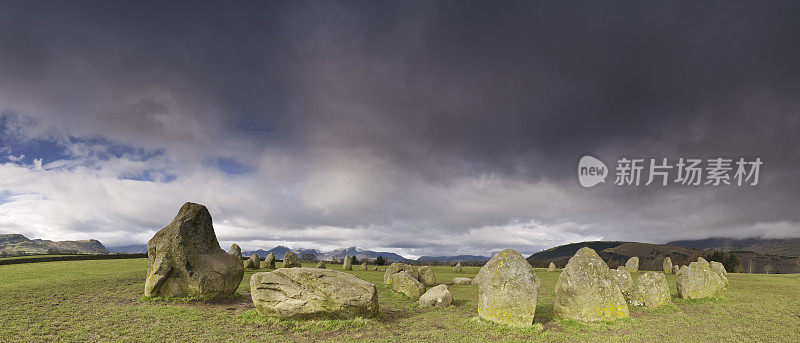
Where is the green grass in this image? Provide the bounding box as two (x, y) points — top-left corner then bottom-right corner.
(0, 260), (798, 342)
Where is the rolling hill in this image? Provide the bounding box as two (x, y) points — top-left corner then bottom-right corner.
(0, 234), (109, 255)
(667, 237), (800, 257)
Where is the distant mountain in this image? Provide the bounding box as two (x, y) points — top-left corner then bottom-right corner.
(0, 234), (109, 254)
(108, 244), (147, 254)
(242, 246), (322, 260)
(416, 255), (490, 264)
(242, 246), (411, 262)
(667, 237), (800, 257)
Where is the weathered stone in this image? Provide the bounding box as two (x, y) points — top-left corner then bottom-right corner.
(473, 249), (540, 328)
(229, 244), (242, 260)
(265, 252), (276, 269)
(609, 268), (634, 299)
(245, 253), (260, 269)
(383, 262), (416, 285)
(418, 266), (437, 287)
(673, 264), (680, 274)
(283, 251), (301, 268)
(453, 277), (472, 285)
(418, 284), (452, 308)
(144, 202), (244, 298)
(453, 262), (463, 273)
(677, 258), (725, 299)
(390, 271), (426, 299)
(548, 262), (556, 271)
(342, 256), (353, 270)
(625, 257), (639, 272)
(710, 261), (729, 285)
(361, 262), (368, 270)
(629, 271), (671, 308)
(371, 267), (379, 271)
(663, 257), (673, 274)
(316, 261), (326, 269)
(554, 247), (629, 322)
(250, 267), (378, 319)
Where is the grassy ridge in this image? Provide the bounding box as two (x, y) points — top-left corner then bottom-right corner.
(0, 259), (798, 342)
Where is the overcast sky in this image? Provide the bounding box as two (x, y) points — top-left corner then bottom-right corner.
(0, 1), (798, 258)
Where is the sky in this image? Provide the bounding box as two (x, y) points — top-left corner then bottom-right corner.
(0, 1), (798, 258)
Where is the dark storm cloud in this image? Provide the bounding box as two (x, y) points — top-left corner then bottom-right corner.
(0, 1), (798, 255)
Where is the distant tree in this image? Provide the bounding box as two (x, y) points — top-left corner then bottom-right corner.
(375, 256), (386, 266)
(351, 255), (359, 265)
(301, 253), (317, 262)
(706, 251), (726, 263)
(764, 264), (773, 274)
(723, 254), (740, 273)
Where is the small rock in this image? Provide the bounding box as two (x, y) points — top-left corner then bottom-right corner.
(677, 258), (725, 299)
(663, 257), (673, 274)
(453, 277), (472, 285)
(453, 262), (463, 273)
(418, 284), (452, 308)
(610, 268), (634, 299)
(548, 262), (556, 271)
(316, 261), (326, 269)
(245, 253), (260, 269)
(384, 263), (416, 285)
(391, 271), (426, 299)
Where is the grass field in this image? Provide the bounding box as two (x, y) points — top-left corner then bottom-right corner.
(0, 259), (798, 342)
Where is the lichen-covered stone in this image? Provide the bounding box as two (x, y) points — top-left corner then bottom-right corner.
(418, 266), (437, 287)
(663, 257), (673, 274)
(283, 251), (301, 268)
(390, 271), (426, 299)
(629, 271), (671, 308)
(383, 263), (416, 285)
(343, 256), (353, 270)
(245, 253), (260, 269)
(144, 202), (244, 298)
(610, 268), (633, 299)
(453, 262), (463, 273)
(673, 265), (680, 274)
(677, 258), (725, 299)
(548, 262), (556, 271)
(473, 249), (540, 328)
(316, 261), (326, 268)
(265, 252), (276, 269)
(554, 247), (629, 322)
(361, 262), (367, 270)
(250, 267), (378, 319)
(625, 257), (639, 272)
(710, 261), (729, 285)
(229, 244), (242, 260)
(418, 284), (452, 308)
(453, 277), (472, 285)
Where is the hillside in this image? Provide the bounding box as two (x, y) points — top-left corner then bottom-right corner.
(416, 255), (490, 265)
(0, 234), (109, 255)
(242, 246), (411, 262)
(667, 237), (800, 257)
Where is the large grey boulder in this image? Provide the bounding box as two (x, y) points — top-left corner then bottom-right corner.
(548, 262), (556, 271)
(609, 268), (634, 299)
(453, 263), (463, 273)
(473, 249), (540, 328)
(144, 202), (244, 298)
(677, 258), (726, 299)
(418, 284), (452, 308)
(710, 261), (729, 285)
(229, 244), (242, 260)
(554, 247), (629, 322)
(383, 263), (416, 285)
(453, 277), (472, 285)
(265, 252), (276, 269)
(343, 256), (353, 270)
(250, 267), (378, 319)
(418, 266), (437, 287)
(245, 253), (260, 269)
(663, 257), (673, 274)
(625, 257), (639, 272)
(390, 271), (426, 299)
(283, 251), (301, 268)
(629, 271), (671, 308)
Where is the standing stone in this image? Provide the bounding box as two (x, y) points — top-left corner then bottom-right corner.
(625, 257), (639, 272)
(361, 262), (368, 270)
(453, 277), (472, 285)
(677, 258), (726, 299)
(384, 263), (416, 285)
(629, 271), (671, 308)
(453, 262), (463, 273)
(418, 284), (453, 308)
(673, 264), (680, 274)
(473, 249), (540, 328)
(265, 252), (276, 269)
(390, 271), (426, 299)
(610, 268), (634, 299)
(418, 266), (437, 287)
(250, 267), (378, 319)
(554, 247), (629, 322)
(245, 253), (260, 269)
(316, 261), (326, 269)
(371, 267), (379, 271)
(342, 256), (353, 270)
(229, 244), (242, 261)
(283, 251), (301, 268)
(144, 202), (244, 298)
(548, 262), (556, 271)
(710, 261), (729, 285)
(663, 257), (673, 274)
